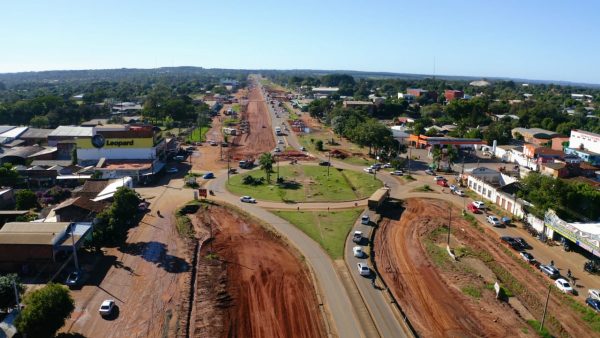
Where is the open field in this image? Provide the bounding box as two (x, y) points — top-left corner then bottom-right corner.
(191, 203), (326, 338)
(272, 209), (362, 259)
(226, 165), (382, 202)
(375, 198), (598, 337)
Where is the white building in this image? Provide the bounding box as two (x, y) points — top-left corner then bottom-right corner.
(569, 129), (600, 154)
(466, 168), (523, 217)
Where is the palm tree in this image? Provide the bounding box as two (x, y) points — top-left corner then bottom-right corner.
(259, 152), (274, 183)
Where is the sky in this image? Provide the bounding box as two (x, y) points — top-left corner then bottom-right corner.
(1, 0), (599, 84)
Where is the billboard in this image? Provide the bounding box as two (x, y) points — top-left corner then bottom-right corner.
(77, 137), (153, 149)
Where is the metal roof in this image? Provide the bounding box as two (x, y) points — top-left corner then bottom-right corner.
(49, 126), (94, 137)
(0, 126), (28, 139)
(0, 126), (16, 134)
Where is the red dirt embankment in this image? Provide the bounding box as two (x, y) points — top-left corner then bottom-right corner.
(191, 204), (325, 338)
(375, 199), (529, 337)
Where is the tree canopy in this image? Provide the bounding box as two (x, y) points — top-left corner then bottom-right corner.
(15, 283), (75, 338)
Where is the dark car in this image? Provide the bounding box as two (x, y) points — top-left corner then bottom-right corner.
(514, 237), (530, 249)
(66, 271), (81, 287)
(319, 161), (331, 166)
(500, 236), (515, 244)
(586, 297), (600, 312)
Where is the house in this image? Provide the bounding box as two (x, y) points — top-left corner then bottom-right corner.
(523, 144), (564, 163)
(492, 114), (519, 122)
(0, 221), (93, 270)
(311, 87), (338, 98)
(551, 136), (570, 151)
(53, 197), (108, 222)
(18, 128), (53, 146)
(466, 168), (523, 217)
(569, 129), (600, 154)
(397, 93), (416, 102)
(342, 101), (374, 112)
(444, 90), (463, 101)
(407, 88), (438, 101)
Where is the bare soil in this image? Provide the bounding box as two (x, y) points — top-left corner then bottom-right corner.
(375, 198), (532, 337)
(190, 204), (326, 338)
(375, 198), (595, 338)
(229, 84), (275, 161)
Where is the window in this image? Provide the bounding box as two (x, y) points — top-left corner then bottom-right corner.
(487, 190), (492, 198)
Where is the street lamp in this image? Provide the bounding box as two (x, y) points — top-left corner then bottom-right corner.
(447, 208), (452, 245)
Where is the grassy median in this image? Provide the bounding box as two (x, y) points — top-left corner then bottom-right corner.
(226, 165), (381, 203)
(272, 209), (363, 259)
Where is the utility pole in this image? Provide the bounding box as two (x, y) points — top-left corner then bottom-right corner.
(408, 146), (412, 175)
(540, 285), (551, 332)
(13, 279), (20, 312)
(327, 151), (331, 176)
(276, 155), (280, 181)
(227, 155), (231, 182)
(447, 208), (452, 245)
(71, 223), (80, 271)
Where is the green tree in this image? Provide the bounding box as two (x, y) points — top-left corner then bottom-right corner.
(92, 187), (140, 245)
(315, 140), (324, 151)
(258, 152), (275, 184)
(0, 274), (25, 311)
(0, 164), (20, 186)
(30, 115), (50, 128)
(15, 283), (75, 338)
(15, 189), (38, 210)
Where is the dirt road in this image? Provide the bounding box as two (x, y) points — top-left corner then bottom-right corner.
(191, 204), (326, 338)
(229, 82), (275, 161)
(63, 179), (194, 337)
(375, 198), (533, 337)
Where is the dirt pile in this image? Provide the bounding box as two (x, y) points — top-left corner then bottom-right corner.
(191, 204), (325, 338)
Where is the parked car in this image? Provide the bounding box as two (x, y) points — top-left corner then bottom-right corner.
(540, 265), (560, 279)
(487, 215), (501, 226)
(586, 297), (600, 312)
(240, 196), (256, 203)
(371, 163), (382, 170)
(357, 262), (370, 276)
(363, 167), (374, 173)
(434, 175), (445, 182)
(353, 246), (364, 258)
(466, 204), (481, 214)
(555, 278), (574, 293)
(391, 170), (404, 176)
(319, 161), (330, 166)
(300, 146), (306, 151)
(520, 251), (536, 263)
(472, 201), (486, 209)
(209, 141), (218, 146)
(361, 215), (370, 225)
(436, 179), (449, 187)
(273, 147), (281, 153)
(167, 167), (178, 174)
(66, 271), (81, 287)
(589, 289), (600, 301)
(352, 231), (363, 243)
(454, 190), (465, 196)
(99, 299), (115, 316)
(425, 169), (435, 175)
(449, 185), (457, 191)
(514, 237), (530, 249)
(383, 163), (392, 168)
(173, 155), (184, 161)
(278, 139), (284, 144)
(203, 172), (215, 179)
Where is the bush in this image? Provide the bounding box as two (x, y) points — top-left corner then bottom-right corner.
(315, 140), (324, 151)
(242, 175), (265, 186)
(15, 189), (38, 210)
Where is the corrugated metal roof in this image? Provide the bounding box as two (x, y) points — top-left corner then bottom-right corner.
(49, 126), (94, 137)
(0, 126), (28, 139)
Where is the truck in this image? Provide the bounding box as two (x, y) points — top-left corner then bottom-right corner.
(223, 127), (237, 136)
(368, 187), (390, 210)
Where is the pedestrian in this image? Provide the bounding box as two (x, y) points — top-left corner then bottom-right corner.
(550, 260), (554, 266)
(567, 269), (572, 277)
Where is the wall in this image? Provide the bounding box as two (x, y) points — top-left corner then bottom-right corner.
(570, 130), (600, 154)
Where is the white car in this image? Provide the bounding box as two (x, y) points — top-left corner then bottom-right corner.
(240, 196), (256, 203)
(352, 231), (363, 243)
(357, 262), (370, 276)
(273, 147), (281, 153)
(588, 289), (600, 301)
(363, 167), (374, 173)
(99, 299), (115, 316)
(383, 163), (392, 168)
(472, 201), (486, 209)
(278, 139), (284, 144)
(487, 215), (501, 226)
(454, 190), (465, 196)
(434, 175), (445, 181)
(555, 278), (574, 294)
(391, 170), (404, 176)
(353, 246), (364, 258)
